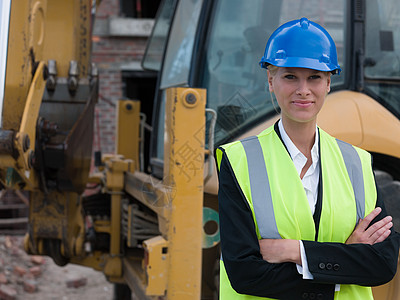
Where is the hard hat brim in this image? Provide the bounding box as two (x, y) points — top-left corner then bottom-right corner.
(260, 57), (341, 75)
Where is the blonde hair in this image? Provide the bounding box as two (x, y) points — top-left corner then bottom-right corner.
(265, 65), (280, 113)
(267, 64), (331, 77)
(267, 65), (279, 76)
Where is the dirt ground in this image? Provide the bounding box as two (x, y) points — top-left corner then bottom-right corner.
(22, 262), (114, 300)
(0, 235), (116, 300)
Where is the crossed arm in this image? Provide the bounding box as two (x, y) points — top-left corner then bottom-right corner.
(259, 207), (394, 265)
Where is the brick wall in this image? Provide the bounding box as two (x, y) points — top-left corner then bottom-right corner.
(96, 0), (119, 17)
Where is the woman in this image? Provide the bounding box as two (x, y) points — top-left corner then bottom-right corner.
(215, 18), (399, 300)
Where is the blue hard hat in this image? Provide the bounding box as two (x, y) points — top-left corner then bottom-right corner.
(260, 18), (341, 74)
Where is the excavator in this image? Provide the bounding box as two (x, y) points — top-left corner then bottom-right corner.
(0, 0), (399, 299)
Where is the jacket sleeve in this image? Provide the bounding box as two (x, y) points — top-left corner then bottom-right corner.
(303, 187), (400, 286)
(217, 150), (336, 299)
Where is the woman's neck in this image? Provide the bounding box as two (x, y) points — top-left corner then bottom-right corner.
(281, 118), (316, 157)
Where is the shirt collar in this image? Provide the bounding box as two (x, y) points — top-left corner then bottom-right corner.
(278, 119), (319, 171)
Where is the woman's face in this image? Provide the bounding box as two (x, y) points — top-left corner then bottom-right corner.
(268, 67), (331, 126)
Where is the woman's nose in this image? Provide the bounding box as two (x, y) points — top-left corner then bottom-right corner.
(296, 80), (311, 96)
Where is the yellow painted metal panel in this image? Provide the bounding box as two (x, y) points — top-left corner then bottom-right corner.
(143, 236), (169, 295)
(318, 91), (400, 159)
(116, 100), (140, 168)
(163, 87), (206, 299)
(318, 91), (363, 145)
(3, 0), (93, 130)
(3, 0), (43, 130)
(43, 0), (92, 77)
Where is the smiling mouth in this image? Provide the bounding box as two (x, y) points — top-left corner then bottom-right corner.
(292, 100), (314, 107)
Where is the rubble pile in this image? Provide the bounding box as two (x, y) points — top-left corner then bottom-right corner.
(0, 236), (88, 300)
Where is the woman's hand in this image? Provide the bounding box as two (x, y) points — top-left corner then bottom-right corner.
(346, 207), (393, 245)
(258, 239), (301, 264)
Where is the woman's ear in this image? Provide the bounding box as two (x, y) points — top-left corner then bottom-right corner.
(326, 75), (331, 94)
(267, 70), (274, 92)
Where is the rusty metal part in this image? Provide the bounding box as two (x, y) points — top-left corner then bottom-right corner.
(22, 134), (30, 152)
(38, 118), (58, 137)
(0, 130), (17, 157)
(185, 92), (197, 105)
(28, 150), (36, 169)
(25, 189), (86, 266)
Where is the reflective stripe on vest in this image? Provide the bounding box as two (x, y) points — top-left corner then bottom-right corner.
(241, 136), (280, 239)
(336, 139), (365, 222)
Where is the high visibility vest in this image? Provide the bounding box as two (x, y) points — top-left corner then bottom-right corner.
(215, 125), (377, 300)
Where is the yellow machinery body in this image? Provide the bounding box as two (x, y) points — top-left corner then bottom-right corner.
(0, 0), (400, 300)
(1, 0), (98, 269)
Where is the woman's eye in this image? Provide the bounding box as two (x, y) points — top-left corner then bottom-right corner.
(284, 75), (295, 79)
(310, 75), (321, 80)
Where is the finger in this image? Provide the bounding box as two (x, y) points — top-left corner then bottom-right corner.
(365, 215), (392, 237)
(368, 220), (393, 244)
(358, 207), (382, 231)
(364, 207), (382, 223)
(373, 224), (393, 244)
